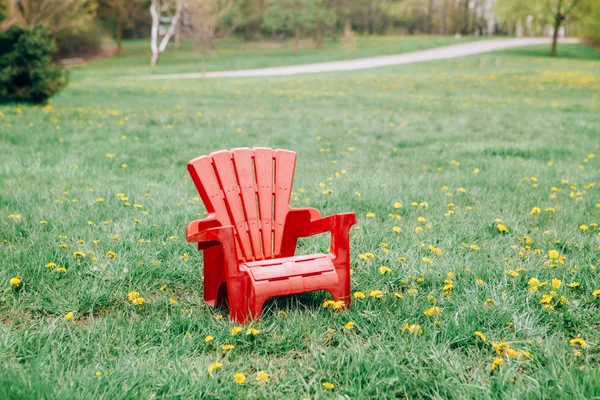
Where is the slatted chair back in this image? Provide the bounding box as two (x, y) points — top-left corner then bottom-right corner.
(188, 147), (296, 262)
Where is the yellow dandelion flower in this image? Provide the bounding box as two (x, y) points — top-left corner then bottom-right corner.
(497, 224), (508, 233)
(423, 306), (441, 317)
(322, 382), (335, 390)
(369, 290), (383, 299)
(379, 266), (392, 275)
(209, 362), (222, 372)
(570, 338), (586, 349)
(231, 327), (242, 336)
(548, 250), (559, 259)
(256, 370), (269, 382)
(246, 328), (260, 336)
(10, 276), (22, 287)
(204, 336), (214, 343)
(474, 331), (486, 342)
(64, 312), (74, 321)
(344, 321), (355, 330)
(73, 251), (86, 258)
(354, 291), (365, 299)
(393, 202), (402, 209)
(366, 212), (375, 218)
(552, 279), (562, 289)
(106, 251), (116, 259)
(127, 291), (140, 301)
(491, 358), (504, 370)
(234, 372), (246, 384)
(132, 297), (145, 305)
(57, 267), (67, 273)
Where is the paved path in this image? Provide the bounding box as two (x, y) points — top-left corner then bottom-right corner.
(141, 37), (579, 80)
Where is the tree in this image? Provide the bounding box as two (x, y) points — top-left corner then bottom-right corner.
(549, 0), (581, 56)
(2, 0), (97, 34)
(98, 0), (146, 56)
(495, 0), (583, 56)
(179, 0), (232, 74)
(149, 0), (185, 66)
(263, 0), (334, 54)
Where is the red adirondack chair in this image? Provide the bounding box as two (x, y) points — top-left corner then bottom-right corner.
(186, 147), (356, 323)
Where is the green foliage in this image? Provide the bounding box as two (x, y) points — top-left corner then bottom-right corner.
(0, 25), (68, 104)
(262, 0), (336, 35)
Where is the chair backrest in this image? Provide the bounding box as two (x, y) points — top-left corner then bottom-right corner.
(188, 147), (296, 262)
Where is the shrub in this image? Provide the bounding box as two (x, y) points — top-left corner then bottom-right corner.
(53, 24), (103, 59)
(0, 24), (68, 104)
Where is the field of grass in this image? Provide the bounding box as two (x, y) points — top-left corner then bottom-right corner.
(73, 35), (484, 79)
(1, 41), (600, 399)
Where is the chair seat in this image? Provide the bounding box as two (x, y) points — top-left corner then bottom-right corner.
(244, 253), (334, 282)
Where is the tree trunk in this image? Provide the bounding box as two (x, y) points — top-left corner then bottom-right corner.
(427, 0), (435, 34)
(314, 21), (323, 48)
(294, 26), (299, 55)
(551, 16), (561, 57)
(116, 17), (123, 56)
(551, 0), (563, 57)
(149, 0), (185, 66)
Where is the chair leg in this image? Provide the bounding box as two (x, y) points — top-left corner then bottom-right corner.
(227, 277), (254, 323)
(332, 266), (351, 309)
(202, 247), (226, 307)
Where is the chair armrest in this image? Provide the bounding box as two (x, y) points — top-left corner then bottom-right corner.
(186, 225), (242, 278)
(186, 216), (221, 242)
(280, 209), (356, 258)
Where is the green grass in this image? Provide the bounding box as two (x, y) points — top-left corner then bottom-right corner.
(1, 41), (600, 399)
(72, 35), (484, 79)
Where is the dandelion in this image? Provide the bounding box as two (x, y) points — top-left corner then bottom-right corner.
(422, 256), (432, 264)
(593, 289), (600, 299)
(392, 226), (401, 233)
(106, 251), (116, 259)
(366, 212), (375, 218)
(354, 291), (365, 299)
(417, 216), (426, 223)
(64, 312), (74, 321)
(344, 321), (355, 330)
(231, 327), (242, 336)
(491, 358), (504, 370)
(169, 298), (179, 306)
(322, 382), (335, 390)
(379, 266), (392, 275)
(579, 224), (588, 232)
(73, 251), (86, 258)
(10, 276), (21, 288)
(552, 279), (562, 289)
(222, 344), (235, 352)
(393, 202), (402, 209)
(209, 362), (222, 372)
(394, 292), (403, 299)
(204, 336), (214, 343)
(57, 267), (67, 273)
(132, 297), (145, 305)
(570, 338), (586, 349)
(497, 224), (508, 233)
(566, 282), (580, 288)
(256, 371), (269, 382)
(530, 207), (541, 215)
(369, 290), (383, 299)
(128, 291), (140, 301)
(246, 328), (260, 336)
(96, 371), (103, 377)
(234, 372), (246, 384)
(548, 250), (559, 259)
(402, 323), (423, 335)
(474, 331), (487, 342)
(423, 306), (441, 317)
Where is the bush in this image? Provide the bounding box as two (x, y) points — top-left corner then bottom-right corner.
(53, 24), (103, 59)
(0, 25), (68, 104)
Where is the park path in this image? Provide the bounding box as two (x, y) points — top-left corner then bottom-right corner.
(141, 37), (579, 80)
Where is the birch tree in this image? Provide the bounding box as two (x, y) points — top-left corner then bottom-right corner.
(150, 0), (185, 66)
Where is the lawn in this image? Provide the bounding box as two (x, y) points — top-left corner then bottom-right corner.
(1, 41), (600, 399)
(73, 35), (485, 79)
